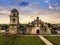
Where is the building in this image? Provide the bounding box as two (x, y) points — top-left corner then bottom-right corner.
(26, 17), (51, 34)
(9, 9), (19, 34)
(9, 8), (51, 34)
(0, 30), (6, 33)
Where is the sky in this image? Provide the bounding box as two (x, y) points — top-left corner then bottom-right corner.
(0, 0), (60, 24)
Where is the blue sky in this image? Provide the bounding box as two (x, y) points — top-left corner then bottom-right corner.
(0, 0), (60, 24)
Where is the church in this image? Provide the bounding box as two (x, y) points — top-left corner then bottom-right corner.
(9, 9), (20, 34)
(9, 8), (51, 34)
(26, 17), (51, 34)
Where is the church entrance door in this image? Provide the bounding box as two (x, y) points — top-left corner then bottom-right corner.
(36, 29), (40, 34)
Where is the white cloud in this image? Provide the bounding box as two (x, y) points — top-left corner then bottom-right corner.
(48, 3), (60, 10)
(0, 10), (10, 15)
(48, 5), (54, 9)
(45, 0), (49, 3)
(55, 4), (60, 10)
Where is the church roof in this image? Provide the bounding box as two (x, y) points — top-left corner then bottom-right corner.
(37, 17), (39, 19)
(11, 8), (19, 13)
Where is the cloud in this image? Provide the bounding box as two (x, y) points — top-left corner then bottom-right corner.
(19, 1), (29, 6)
(48, 3), (60, 10)
(55, 4), (60, 10)
(0, 10), (10, 15)
(45, 0), (49, 3)
(48, 5), (54, 9)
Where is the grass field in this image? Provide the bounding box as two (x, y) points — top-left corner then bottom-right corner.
(0, 36), (46, 45)
(44, 36), (60, 45)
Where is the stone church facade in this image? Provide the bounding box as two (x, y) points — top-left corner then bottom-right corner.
(26, 17), (51, 34)
(9, 8), (51, 34)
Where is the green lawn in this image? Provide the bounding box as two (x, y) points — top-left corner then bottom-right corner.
(44, 36), (60, 45)
(0, 36), (46, 45)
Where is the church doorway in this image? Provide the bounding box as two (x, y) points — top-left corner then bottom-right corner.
(36, 29), (40, 34)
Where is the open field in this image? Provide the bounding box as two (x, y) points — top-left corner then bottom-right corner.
(0, 36), (46, 45)
(44, 36), (60, 45)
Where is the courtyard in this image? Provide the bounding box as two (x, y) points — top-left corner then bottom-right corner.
(44, 36), (60, 45)
(0, 32), (60, 45)
(0, 35), (46, 45)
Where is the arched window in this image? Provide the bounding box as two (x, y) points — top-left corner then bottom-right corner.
(13, 19), (15, 22)
(13, 13), (15, 16)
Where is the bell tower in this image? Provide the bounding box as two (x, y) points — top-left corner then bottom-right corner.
(9, 8), (19, 34)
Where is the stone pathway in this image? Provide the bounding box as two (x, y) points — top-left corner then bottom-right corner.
(38, 35), (53, 45)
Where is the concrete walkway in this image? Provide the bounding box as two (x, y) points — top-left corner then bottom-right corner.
(38, 35), (53, 45)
